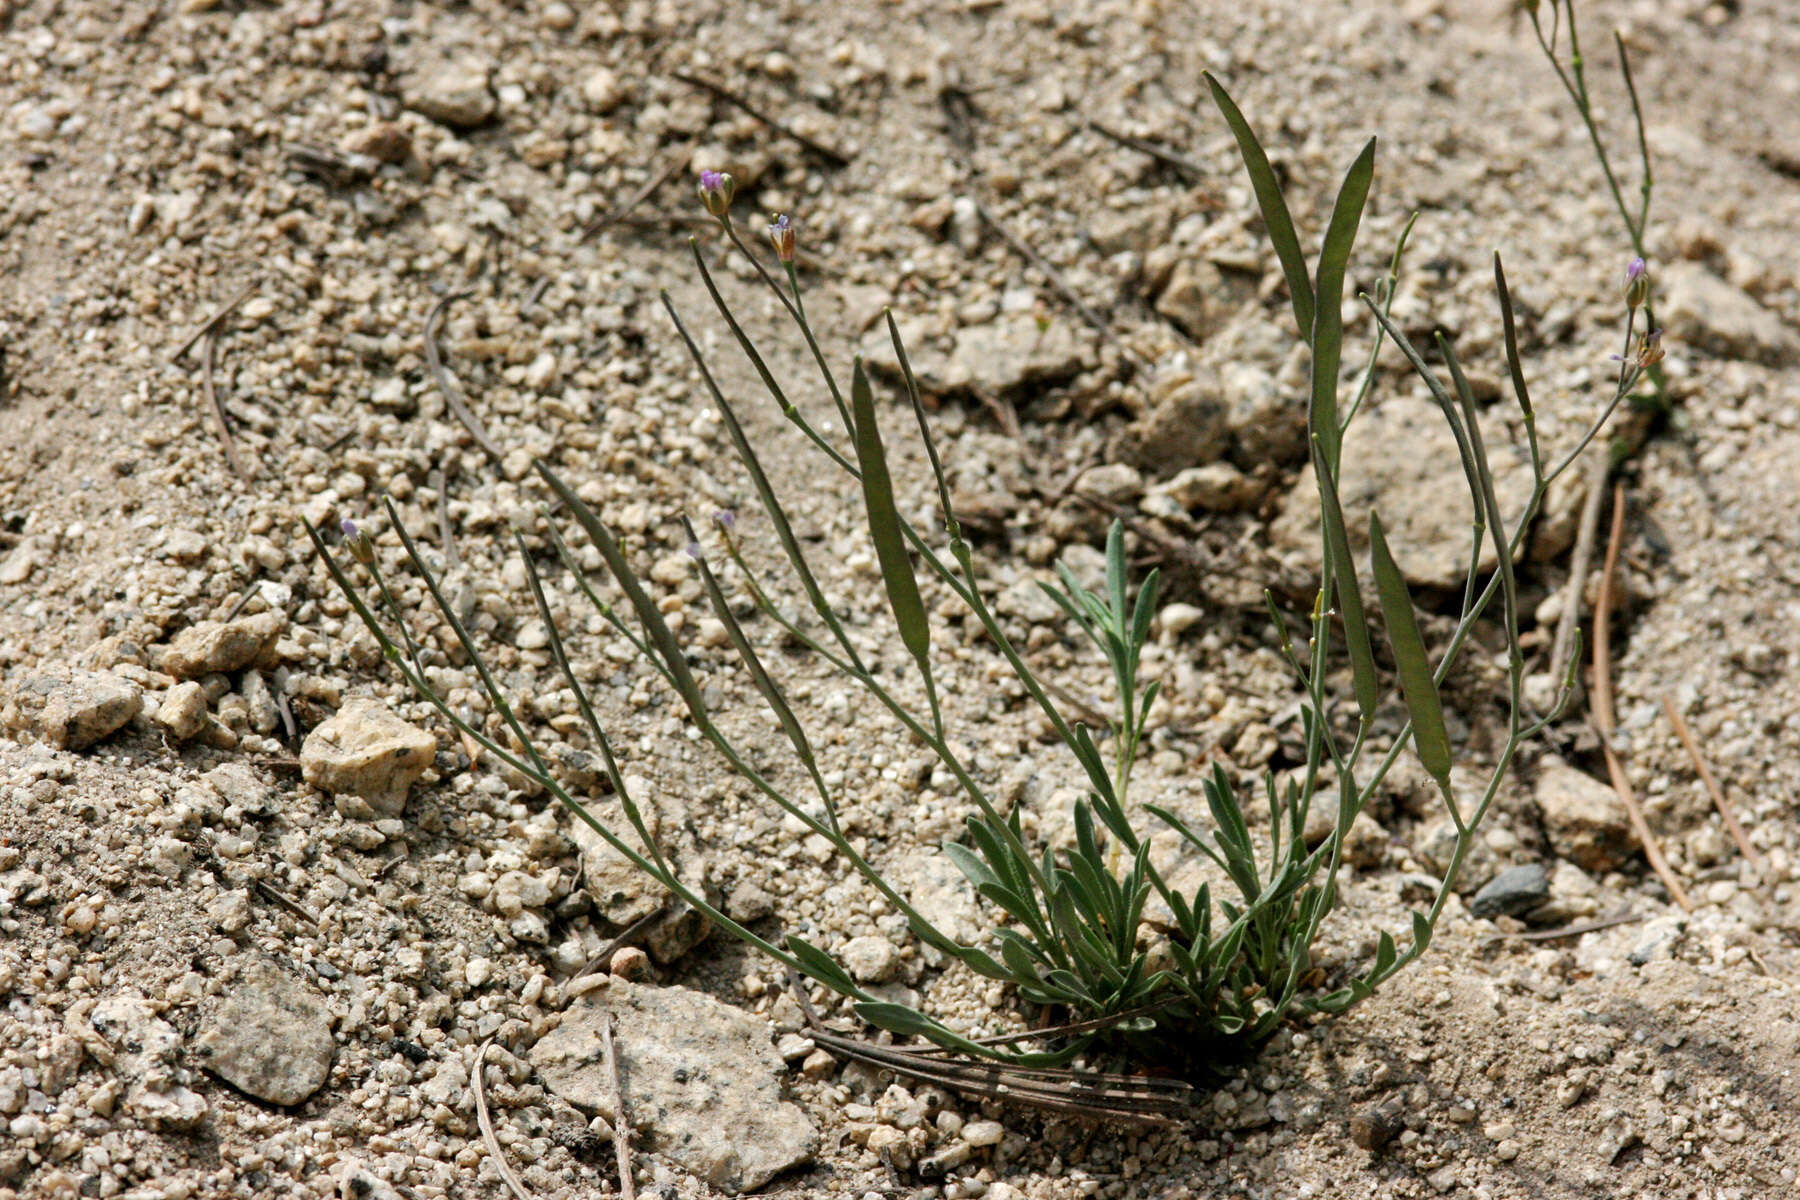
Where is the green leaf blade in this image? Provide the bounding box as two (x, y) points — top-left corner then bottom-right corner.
(1369, 512), (1453, 788)
(849, 358), (933, 676)
(1315, 449), (1381, 722)
(1310, 136), (1377, 471)
(1205, 72), (1317, 341)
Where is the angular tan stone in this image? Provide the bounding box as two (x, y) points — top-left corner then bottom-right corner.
(300, 697), (435, 818)
(159, 611), (285, 679)
(1535, 757), (1633, 873)
(154, 681), (209, 741)
(1, 667), (142, 751)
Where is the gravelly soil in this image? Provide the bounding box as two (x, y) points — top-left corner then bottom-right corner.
(4, 1), (1800, 1198)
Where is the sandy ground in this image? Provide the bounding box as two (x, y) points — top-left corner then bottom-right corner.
(4, 0), (1800, 1197)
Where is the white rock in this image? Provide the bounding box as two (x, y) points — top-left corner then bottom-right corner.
(533, 978), (817, 1193)
(840, 935), (899, 983)
(581, 67), (627, 112)
(962, 1119), (1005, 1147)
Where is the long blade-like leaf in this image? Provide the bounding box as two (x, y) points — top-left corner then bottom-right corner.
(849, 358), (933, 679)
(1310, 136), (1377, 471)
(535, 463), (709, 723)
(1314, 444), (1380, 722)
(661, 292), (867, 671)
(682, 518), (833, 812)
(1369, 512), (1452, 788)
(1204, 72), (1316, 341)
(1493, 254), (1535, 425)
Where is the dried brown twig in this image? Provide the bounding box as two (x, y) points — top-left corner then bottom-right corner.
(202, 333), (254, 480)
(473, 1039), (535, 1200)
(1550, 451), (1610, 685)
(170, 278), (260, 364)
(423, 289), (505, 464)
(1480, 904), (1641, 948)
(785, 969), (1192, 1125)
(581, 141), (695, 240)
(971, 198), (1144, 368)
(1662, 695), (1764, 872)
(672, 73), (850, 167)
(1084, 118), (1208, 182)
(601, 1014), (636, 1200)
(1591, 483), (1691, 911)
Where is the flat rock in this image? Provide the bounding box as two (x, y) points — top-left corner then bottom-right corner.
(300, 697), (436, 818)
(1470, 863), (1550, 919)
(571, 775), (716, 963)
(1155, 461), (1260, 513)
(1661, 261), (1800, 366)
(1154, 259), (1231, 342)
(865, 313), (1094, 397)
(1534, 757), (1633, 873)
(531, 978), (817, 1194)
(1272, 393), (1535, 590)
(158, 611), (285, 678)
(194, 957), (335, 1105)
(89, 995), (209, 1131)
(1108, 368), (1230, 475)
(404, 56), (496, 129)
(887, 852), (984, 947)
(1, 667), (142, 750)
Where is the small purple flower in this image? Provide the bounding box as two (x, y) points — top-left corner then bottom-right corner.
(769, 213), (795, 264)
(340, 517), (359, 538)
(1624, 257), (1650, 309)
(697, 169), (735, 217)
(713, 510), (736, 530)
(684, 540), (702, 560)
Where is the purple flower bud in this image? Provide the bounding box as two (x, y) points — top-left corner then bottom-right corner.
(1624, 257), (1650, 309)
(769, 213), (795, 263)
(713, 510), (736, 529)
(340, 517), (375, 565)
(684, 540), (702, 560)
(698, 170), (735, 217)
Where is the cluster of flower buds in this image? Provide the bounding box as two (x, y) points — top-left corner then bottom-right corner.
(340, 518), (375, 565)
(1624, 257), (1650, 310)
(698, 169), (736, 217)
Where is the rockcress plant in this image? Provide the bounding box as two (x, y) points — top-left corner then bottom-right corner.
(308, 78), (1655, 1088)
